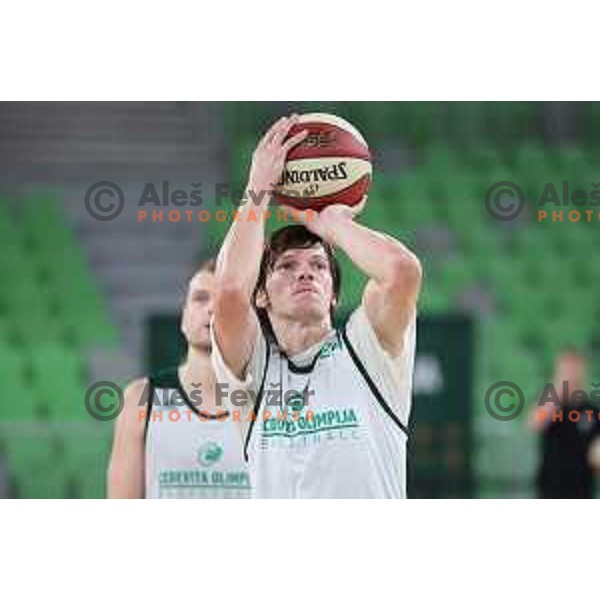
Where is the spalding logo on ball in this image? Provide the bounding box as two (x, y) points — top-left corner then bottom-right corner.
(274, 113), (372, 214)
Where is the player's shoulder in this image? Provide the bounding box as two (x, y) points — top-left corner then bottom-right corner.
(123, 376), (151, 407)
(113, 377), (151, 436)
(147, 365), (179, 390)
(342, 304), (374, 346)
(343, 303), (416, 360)
(122, 366), (180, 409)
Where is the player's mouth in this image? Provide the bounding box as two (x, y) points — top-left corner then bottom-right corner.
(293, 286), (318, 296)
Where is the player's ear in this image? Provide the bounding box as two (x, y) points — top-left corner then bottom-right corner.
(255, 288), (269, 309)
(180, 307), (189, 340)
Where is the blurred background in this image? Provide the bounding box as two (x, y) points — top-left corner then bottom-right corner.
(0, 101), (598, 498)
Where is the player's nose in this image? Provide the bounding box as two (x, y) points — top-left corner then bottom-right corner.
(298, 269), (315, 281)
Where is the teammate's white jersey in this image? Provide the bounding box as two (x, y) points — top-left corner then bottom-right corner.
(144, 367), (251, 499)
(211, 305), (416, 499)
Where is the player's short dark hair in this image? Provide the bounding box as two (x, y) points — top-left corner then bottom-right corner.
(180, 257), (216, 308)
(253, 225), (341, 337)
(560, 346), (587, 363)
(197, 257), (216, 274)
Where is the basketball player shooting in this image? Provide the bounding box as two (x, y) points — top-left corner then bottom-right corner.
(107, 260), (251, 499)
(211, 114), (422, 498)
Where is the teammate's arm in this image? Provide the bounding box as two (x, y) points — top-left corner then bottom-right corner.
(107, 378), (149, 499)
(299, 206), (422, 356)
(213, 115), (307, 378)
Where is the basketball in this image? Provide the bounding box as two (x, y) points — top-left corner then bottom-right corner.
(274, 113), (372, 213)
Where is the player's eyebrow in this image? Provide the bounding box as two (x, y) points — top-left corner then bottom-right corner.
(278, 248), (326, 261)
(191, 289), (210, 300)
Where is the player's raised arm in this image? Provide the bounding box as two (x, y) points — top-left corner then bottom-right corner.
(293, 205), (422, 356)
(107, 378), (149, 499)
(213, 115), (307, 379)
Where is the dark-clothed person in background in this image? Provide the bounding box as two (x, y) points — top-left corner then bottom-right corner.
(531, 349), (600, 499)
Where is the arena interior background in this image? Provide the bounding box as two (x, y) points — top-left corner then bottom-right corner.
(0, 101), (598, 498)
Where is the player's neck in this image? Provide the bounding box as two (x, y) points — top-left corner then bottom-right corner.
(179, 348), (215, 390)
(270, 316), (333, 357)
(179, 348), (223, 413)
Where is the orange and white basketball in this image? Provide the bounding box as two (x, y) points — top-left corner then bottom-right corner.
(274, 113), (372, 213)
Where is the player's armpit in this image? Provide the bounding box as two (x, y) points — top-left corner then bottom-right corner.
(362, 254), (422, 357)
(107, 377), (149, 499)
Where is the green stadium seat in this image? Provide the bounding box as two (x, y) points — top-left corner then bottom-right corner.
(0, 384), (36, 420)
(76, 467), (106, 499)
(2, 435), (62, 473)
(29, 345), (88, 419)
(418, 280), (452, 315)
(21, 195), (65, 235)
(0, 343), (28, 377)
(478, 318), (522, 350)
(465, 146), (507, 174)
(478, 258), (524, 297)
(0, 318), (17, 346)
(0, 384), (37, 422)
(397, 181), (434, 216)
(63, 433), (111, 497)
(43, 386), (90, 421)
(459, 222), (503, 258)
(3, 280), (50, 314)
(10, 308), (67, 345)
(361, 196), (397, 231)
(437, 258), (477, 297)
(397, 102), (441, 147)
(62, 433), (111, 471)
(370, 174), (403, 201)
(0, 346), (33, 417)
(15, 464), (70, 499)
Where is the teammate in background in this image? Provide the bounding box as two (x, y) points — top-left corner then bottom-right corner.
(531, 348), (600, 499)
(107, 259), (251, 499)
(211, 114), (422, 498)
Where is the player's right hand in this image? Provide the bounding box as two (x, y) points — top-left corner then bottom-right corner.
(246, 114), (308, 202)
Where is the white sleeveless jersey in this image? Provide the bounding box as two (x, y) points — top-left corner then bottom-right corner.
(144, 368), (252, 499)
(211, 306), (416, 499)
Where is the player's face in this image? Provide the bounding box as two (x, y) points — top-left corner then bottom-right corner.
(181, 270), (215, 352)
(556, 354), (586, 387)
(263, 246), (334, 323)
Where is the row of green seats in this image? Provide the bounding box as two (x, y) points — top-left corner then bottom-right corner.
(0, 433), (110, 498)
(0, 313), (118, 347)
(1, 198), (118, 348)
(226, 103), (551, 150)
(0, 344), (92, 420)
